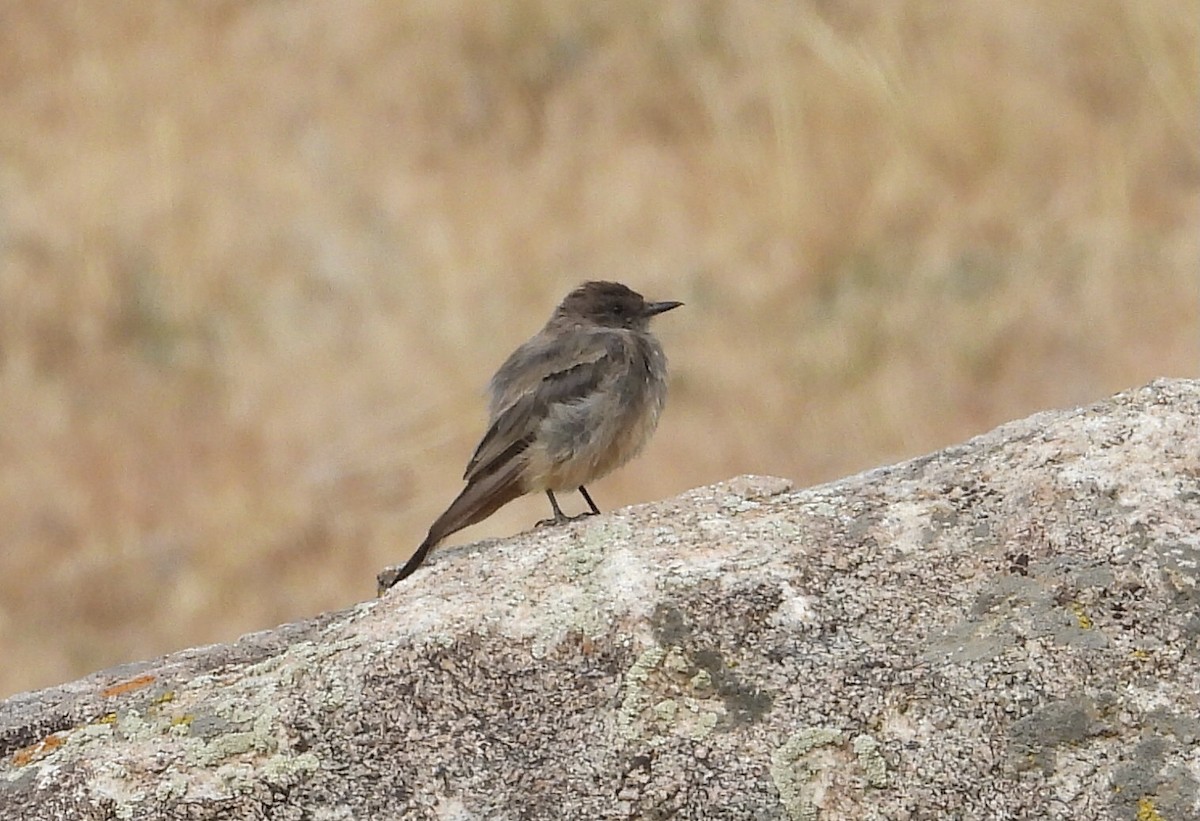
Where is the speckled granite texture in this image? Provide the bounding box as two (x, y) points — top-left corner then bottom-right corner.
(2, 379), (1197, 820)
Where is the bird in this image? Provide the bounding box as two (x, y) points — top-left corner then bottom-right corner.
(379, 280), (682, 590)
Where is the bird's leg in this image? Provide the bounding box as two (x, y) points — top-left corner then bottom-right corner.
(535, 488), (601, 528)
(535, 490), (573, 528)
(577, 486), (601, 516)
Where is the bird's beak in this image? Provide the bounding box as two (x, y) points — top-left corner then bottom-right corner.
(644, 300), (683, 317)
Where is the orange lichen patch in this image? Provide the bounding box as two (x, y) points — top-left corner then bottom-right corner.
(101, 673), (156, 698)
(11, 733), (67, 767)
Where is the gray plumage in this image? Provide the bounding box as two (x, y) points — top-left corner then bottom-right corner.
(383, 281), (681, 587)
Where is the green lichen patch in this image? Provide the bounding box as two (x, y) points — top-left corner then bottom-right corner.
(770, 728), (845, 821)
(616, 644), (726, 742)
(852, 734), (888, 788)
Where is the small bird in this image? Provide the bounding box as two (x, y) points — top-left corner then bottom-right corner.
(379, 281), (682, 589)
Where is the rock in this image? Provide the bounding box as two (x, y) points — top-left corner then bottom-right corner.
(2, 378), (1198, 820)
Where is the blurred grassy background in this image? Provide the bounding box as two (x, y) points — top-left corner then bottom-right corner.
(0, 1), (1196, 697)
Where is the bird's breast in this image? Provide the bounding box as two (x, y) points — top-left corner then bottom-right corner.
(524, 333), (669, 492)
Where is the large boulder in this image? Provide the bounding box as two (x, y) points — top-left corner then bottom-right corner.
(2, 379), (1198, 820)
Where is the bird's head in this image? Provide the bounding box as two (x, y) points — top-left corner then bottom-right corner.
(556, 281), (683, 331)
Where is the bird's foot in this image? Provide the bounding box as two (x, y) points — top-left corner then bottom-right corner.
(534, 511), (596, 529)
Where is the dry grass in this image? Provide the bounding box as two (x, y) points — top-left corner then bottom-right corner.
(0, 1), (1195, 697)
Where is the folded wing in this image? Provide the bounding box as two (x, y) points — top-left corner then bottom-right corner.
(464, 333), (619, 483)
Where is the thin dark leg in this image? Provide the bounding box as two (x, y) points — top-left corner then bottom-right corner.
(577, 486), (601, 516)
(547, 490), (568, 521)
(536, 489), (601, 528)
(536, 490), (572, 528)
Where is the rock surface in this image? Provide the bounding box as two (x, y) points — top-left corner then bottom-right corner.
(2, 379), (1199, 820)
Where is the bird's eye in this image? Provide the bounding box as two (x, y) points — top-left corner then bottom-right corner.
(611, 304), (625, 316)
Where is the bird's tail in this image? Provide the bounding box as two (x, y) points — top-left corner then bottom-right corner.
(382, 467), (524, 589)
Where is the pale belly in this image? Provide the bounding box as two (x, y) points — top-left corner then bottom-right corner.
(523, 378), (666, 492)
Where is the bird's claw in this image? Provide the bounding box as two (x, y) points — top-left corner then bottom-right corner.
(534, 511), (597, 529)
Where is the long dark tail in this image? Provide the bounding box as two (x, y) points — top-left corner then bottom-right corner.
(383, 469), (524, 588)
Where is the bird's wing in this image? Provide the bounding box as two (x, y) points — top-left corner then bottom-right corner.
(463, 334), (618, 483)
